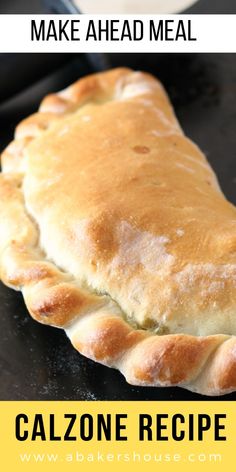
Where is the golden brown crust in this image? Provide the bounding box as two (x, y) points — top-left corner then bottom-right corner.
(0, 68), (236, 396)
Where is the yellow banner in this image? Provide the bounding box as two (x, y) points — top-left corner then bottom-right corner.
(0, 401), (234, 471)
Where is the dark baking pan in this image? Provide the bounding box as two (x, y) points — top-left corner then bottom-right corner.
(0, 52), (236, 401)
(0, 0), (109, 104)
(184, 0), (236, 13)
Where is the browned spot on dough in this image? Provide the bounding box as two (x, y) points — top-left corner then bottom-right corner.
(70, 77), (98, 100)
(40, 94), (70, 114)
(3, 263), (54, 286)
(217, 356), (236, 391)
(133, 145), (150, 154)
(28, 284), (95, 326)
(87, 213), (118, 261)
(132, 335), (217, 385)
(206, 339), (236, 392)
(74, 316), (147, 361)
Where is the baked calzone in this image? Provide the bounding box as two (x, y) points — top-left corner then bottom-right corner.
(0, 68), (236, 396)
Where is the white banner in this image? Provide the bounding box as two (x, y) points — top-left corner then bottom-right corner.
(0, 14), (235, 53)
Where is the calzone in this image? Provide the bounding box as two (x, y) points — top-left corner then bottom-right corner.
(0, 68), (236, 395)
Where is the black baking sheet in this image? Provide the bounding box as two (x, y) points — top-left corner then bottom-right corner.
(0, 53), (236, 400)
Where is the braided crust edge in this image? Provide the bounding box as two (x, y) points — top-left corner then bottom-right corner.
(0, 68), (236, 396)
